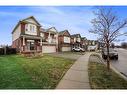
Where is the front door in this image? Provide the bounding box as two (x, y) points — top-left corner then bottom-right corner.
(26, 40), (35, 51)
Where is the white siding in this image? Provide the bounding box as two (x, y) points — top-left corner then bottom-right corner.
(25, 18), (38, 25)
(64, 36), (70, 43)
(54, 34), (58, 44)
(74, 38), (76, 42)
(48, 28), (57, 32)
(77, 38), (81, 42)
(12, 24), (21, 41)
(40, 33), (44, 37)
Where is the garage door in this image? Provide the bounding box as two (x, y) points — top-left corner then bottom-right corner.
(62, 47), (71, 51)
(42, 46), (56, 53)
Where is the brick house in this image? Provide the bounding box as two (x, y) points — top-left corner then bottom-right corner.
(40, 27), (58, 53)
(12, 16), (43, 54)
(81, 37), (88, 51)
(71, 34), (82, 49)
(58, 30), (71, 51)
(87, 40), (99, 51)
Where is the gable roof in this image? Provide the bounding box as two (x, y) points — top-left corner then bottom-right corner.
(47, 27), (58, 33)
(59, 30), (70, 36)
(21, 16), (41, 26)
(40, 27), (58, 34)
(12, 16), (41, 34)
(71, 34), (81, 38)
(81, 37), (87, 40)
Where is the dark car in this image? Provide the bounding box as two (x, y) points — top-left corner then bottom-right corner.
(102, 48), (118, 60)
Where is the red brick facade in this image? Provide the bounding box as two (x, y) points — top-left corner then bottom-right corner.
(58, 30), (71, 51)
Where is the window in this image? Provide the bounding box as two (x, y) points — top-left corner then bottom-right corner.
(30, 42), (35, 50)
(26, 24), (36, 32)
(26, 40), (35, 50)
(25, 24), (28, 31)
(30, 25), (32, 31)
(64, 36), (70, 43)
(77, 38), (81, 42)
(40, 33), (44, 37)
(32, 26), (35, 32)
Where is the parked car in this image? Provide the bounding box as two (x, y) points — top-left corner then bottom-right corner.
(88, 46), (96, 51)
(72, 47), (85, 52)
(102, 48), (118, 60)
(79, 47), (85, 52)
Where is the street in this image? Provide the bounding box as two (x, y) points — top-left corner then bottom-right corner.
(110, 48), (127, 76)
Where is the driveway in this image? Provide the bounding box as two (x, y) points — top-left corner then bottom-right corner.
(48, 52), (85, 60)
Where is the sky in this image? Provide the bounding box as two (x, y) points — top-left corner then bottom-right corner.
(0, 6), (127, 45)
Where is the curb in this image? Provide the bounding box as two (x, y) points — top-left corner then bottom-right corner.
(93, 53), (127, 81)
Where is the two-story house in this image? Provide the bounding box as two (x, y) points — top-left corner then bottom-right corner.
(71, 34), (82, 49)
(58, 30), (71, 51)
(40, 27), (58, 53)
(81, 37), (88, 51)
(12, 16), (43, 54)
(87, 40), (99, 51)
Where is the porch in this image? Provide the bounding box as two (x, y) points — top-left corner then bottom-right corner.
(20, 35), (43, 54)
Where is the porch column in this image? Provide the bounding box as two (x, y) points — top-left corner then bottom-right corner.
(40, 38), (43, 54)
(23, 36), (25, 46)
(48, 32), (51, 43)
(23, 36), (25, 51)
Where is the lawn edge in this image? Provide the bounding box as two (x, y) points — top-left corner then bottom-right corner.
(90, 53), (127, 82)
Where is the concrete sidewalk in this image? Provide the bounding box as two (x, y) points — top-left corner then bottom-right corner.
(56, 52), (91, 89)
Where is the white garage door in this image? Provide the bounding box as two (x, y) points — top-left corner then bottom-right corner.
(42, 46), (56, 53)
(62, 47), (71, 51)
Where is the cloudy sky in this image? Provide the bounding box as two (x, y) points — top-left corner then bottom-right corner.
(0, 6), (127, 45)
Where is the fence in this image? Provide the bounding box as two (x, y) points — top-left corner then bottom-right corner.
(0, 47), (16, 55)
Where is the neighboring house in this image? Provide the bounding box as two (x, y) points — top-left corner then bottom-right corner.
(12, 16), (43, 53)
(40, 27), (58, 53)
(58, 30), (71, 51)
(71, 34), (82, 49)
(87, 40), (99, 51)
(81, 37), (88, 51)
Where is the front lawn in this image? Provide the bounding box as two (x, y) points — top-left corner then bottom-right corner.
(88, 54), (127, 89)
(0, 54), (74, 89)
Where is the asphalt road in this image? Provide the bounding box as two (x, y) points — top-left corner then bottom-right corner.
(110, 48), (127, 76)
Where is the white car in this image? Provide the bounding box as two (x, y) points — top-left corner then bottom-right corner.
(72, 47), (85, 52)
(88, 46), (96, 51)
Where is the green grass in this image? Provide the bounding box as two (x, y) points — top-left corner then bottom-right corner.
(0, 54), (74, 89)
(88, 60), (127, 89)
(62, 51), (85, 55)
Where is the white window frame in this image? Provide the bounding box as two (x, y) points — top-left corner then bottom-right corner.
(64, 36), (70, 43)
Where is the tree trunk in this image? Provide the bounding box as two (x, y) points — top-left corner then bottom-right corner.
(106, 43), (110, 70)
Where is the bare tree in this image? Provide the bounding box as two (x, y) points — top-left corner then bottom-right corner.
(90, 7), (127, 70)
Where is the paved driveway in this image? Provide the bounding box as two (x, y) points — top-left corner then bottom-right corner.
(48, 52), (85, 60)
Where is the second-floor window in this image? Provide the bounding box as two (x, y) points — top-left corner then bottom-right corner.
(77, 38), (81, 42)
(64, 36), (70, 43)
(25, 24), (36, 32)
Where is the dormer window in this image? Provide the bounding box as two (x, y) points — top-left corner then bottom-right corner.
(25, 24), (36, 32)
(25, 24), (28, 31)
(30, 25), (32, 31)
